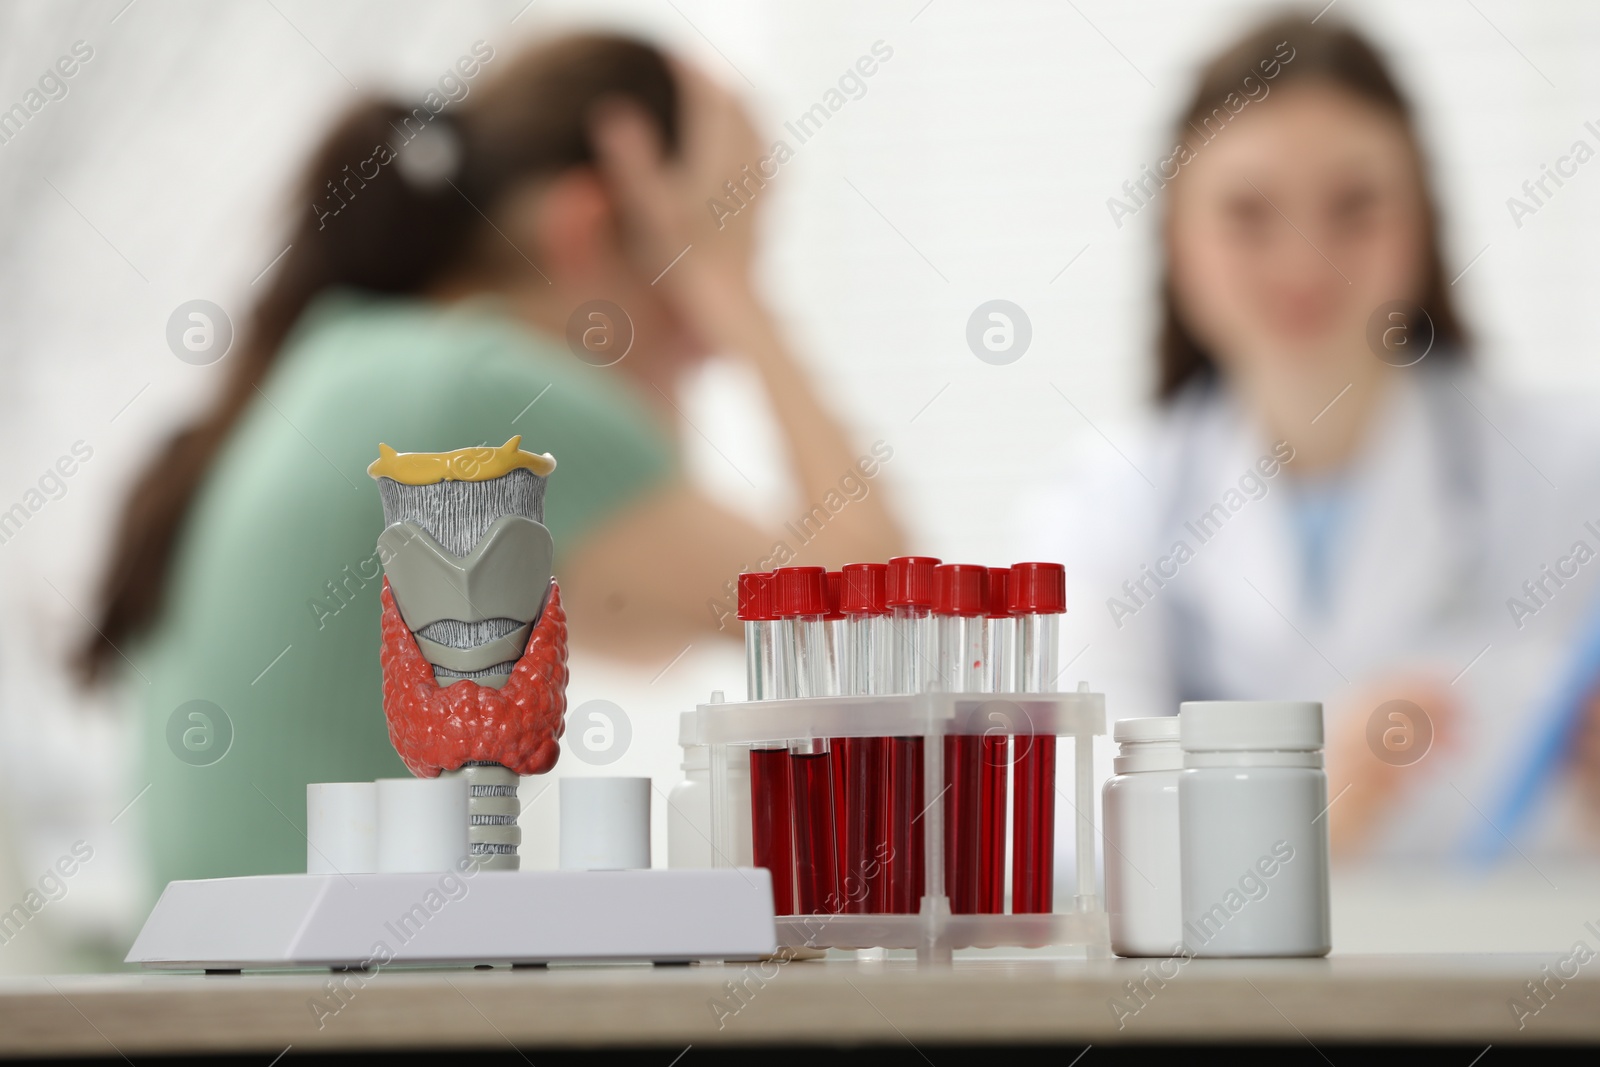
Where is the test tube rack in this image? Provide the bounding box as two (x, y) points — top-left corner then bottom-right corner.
(693, 683), (1109, 964)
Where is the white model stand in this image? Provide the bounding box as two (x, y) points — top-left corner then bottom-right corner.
(693, 683), (1110, 964)
(127, 869), (775, 971)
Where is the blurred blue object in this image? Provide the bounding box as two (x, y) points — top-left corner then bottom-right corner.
(1473, 590), (1600, 862)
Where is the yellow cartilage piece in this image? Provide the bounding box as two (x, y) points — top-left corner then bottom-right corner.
(367, 436), (556, 485)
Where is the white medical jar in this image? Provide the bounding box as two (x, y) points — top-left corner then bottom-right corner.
(1178, 701), (1331, 958)
(1103, 716), (1183, 957)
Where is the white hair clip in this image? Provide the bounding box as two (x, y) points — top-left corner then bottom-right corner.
(395, 117), (462, 191)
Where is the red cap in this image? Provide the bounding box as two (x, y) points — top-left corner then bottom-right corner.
(933, 564), (987, 617)
(823, 571), (846, 621)
(1008, 562), (1066, 614)
(773, 566), (828, 617)
(839, 563), (888, 615)
(736, 572), (777, 621)
(886, 556), (940, 608)
(985, 566), (1011, 618)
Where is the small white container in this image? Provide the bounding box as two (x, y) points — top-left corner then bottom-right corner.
(1102, 717), (1182, 957)
(668, 712), (753, 869)
(560, 776), (651, 871)
(376, 776), (469, 873)
(668, 741), (713, 869)
(1178, 701), (1331, 958)
(306, 782), (377, 875)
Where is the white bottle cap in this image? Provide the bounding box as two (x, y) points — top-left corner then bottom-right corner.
(1112, 716), (1182, 773)
(306, 782), (377, 874)
(678, 710), (699, 748)
(1179, 700), (1323, 752)
(376, 776), (469, 872)
(1113, 716), (1181, 743)
(560, 776), (652, 870)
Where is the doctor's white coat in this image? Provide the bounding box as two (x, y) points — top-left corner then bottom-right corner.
(1027, 365), (1600, 863)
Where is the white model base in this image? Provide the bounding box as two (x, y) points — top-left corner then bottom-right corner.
(126, 869), (775, 970)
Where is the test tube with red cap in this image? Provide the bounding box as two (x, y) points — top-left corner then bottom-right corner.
(885, 555), (938, 912)
(887, 556), (939, 693)
(978, 566), (1012, 914)
(1010, 562), (1066, 914)
(823, 572), (850, 893)
(773, 566), (841, 914)
(773, 565), (836, 701)
(841, 564), (891, 696)
(934, 564), (987, 914)
(985, 567), (1014, 694)
(838, 563), (890, 912)
(740, 572), (783, 702)
(824, 571), (847, 694)
(738, 572), (794, 915)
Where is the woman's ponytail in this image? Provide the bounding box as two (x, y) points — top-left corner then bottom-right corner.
(76, 33), (679, 681)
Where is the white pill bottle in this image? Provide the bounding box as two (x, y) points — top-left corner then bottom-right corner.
(1178, 701), (1331, 958)
(1103, 717), (1183, 957)
(667, 737), (713, 870)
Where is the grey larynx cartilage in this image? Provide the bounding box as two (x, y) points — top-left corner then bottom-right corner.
(377, 514), (554, 688)
(376, 452), (557, 871)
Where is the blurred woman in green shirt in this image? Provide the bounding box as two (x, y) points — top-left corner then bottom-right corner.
(75, 34), (902, 896)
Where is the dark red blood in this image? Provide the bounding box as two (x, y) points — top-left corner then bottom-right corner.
(379, 578), (569, 778)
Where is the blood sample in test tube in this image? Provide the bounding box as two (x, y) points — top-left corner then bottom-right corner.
(934, 564), (987, 915)
(839, 562), (890, 912)
(978, 565), (1012, 914)
(885, 555), (939, 913)
(824, 571), (850, 894)
(740, 572), (795, 915)
(774, 566), (840, 915)
(1009, 562), (1066, 914)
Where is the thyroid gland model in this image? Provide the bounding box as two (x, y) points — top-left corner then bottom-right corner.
(369, 436), (569, 871)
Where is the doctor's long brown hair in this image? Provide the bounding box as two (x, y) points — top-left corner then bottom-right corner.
(1156, 14), (1467, 402)
(75, 33), (680, 682)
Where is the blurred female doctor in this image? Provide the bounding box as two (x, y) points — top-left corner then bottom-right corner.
(1040, 15), (1600, 862)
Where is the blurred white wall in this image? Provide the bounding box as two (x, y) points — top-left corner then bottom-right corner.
(0, 0), (1597, 965)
